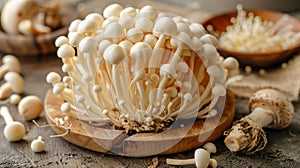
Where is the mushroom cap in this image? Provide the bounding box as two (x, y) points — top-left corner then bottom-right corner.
(31, 137), (45, 152)
(2, 55), (21, 73)
(139, 5), (157, 20)
(249, 89), (294, 129)
(68, 19), (81, 32)
(4, 121), (26, 142)
(4, 72), (24, 93)
(120, 7), (137, 17)
(160, 64), (177, 78)
(85, 13), (104, 28)
(170, 32), (192, 49)
(189, 23), (206, 38)
(18, 95), (43, 121)
(57, 44), (75, 58)
(103, 44), (126, 64)
(103, 22), (126, 42)
(194, 148), (210, 168)
(68, 31), (84, 47)
(135, 17), (153, 33)
(223, 57), (239, 70)
(46, 72), (61, 84)
(153, 17), (177, 36)
(78, 19), (99, 34)
(130, 42), (152, 59)
(79, 37), (97, 53)
(103, 3), (123, 18)
(127, 28), (144, 43)
(55, 36), (69, 47)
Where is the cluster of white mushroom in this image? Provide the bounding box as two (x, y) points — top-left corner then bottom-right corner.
(208, 5), (300, 53)
(0, 55), (45, 152)
(48, 3), (238, 132)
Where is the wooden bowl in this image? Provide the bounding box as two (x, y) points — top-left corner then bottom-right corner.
(202, 10), (300, 68)
(0, 5), (79, 57)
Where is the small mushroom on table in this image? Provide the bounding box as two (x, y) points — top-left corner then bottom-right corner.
(0, 55), (21, 79)
(18, 95), (43, 121)
(31, 136), (46, 152)
(0, 71), (24, 99)
(224, 88), (294, 154)
(0, 106), (26, 142)
(166, 148), (211, 168)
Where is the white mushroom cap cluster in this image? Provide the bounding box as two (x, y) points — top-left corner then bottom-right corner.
(48, 3), (238, 132)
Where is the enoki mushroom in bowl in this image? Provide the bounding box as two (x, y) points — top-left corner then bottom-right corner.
(207, 5), (300, 53)
(47, 4), (238, 133)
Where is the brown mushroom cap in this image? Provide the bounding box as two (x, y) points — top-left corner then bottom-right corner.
(249, 89), (294, 129)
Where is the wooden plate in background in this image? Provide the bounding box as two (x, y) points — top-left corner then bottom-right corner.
(202, 10), (300, 68)
(0, 5), (80, 57)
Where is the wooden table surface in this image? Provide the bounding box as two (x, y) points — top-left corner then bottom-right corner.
(0, 1), (300, 168)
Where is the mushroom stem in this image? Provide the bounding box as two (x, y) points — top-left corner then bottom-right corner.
(166, 158), (195, 165)
(148, 34), (166, 74)
(0, 106), (13, 123)
(0, 106), (26, 142)
(224, 107), (272, 153)
(244, 107), (274, 128)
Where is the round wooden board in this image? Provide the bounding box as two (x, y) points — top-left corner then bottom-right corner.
(45, 89), (235, 157)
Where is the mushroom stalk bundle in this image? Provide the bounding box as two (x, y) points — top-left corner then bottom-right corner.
(47, 4), (239, 133)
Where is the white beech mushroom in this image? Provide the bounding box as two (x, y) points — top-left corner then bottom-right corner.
(55, 36), (70, 47)
(203, 142), (217, 154)
(18, 95), (43, 121)
(130, 42), (152, 109)
(209, 159), (218, 168)
(103, 3), (123, 18)
(47, 3), (234, 133)
(9, 94), (22, 105)
(149, 16), (177, 73)
(0, 106), (26, 142)
(31, 136), (45, 152)
(224, 89), (294, 154)
(0, 72), (24, 99)
(0, 55), (21, 79)
(166, 148), (210, 168)
(223, 57), (239, 80)
(103, 22), (126, 43)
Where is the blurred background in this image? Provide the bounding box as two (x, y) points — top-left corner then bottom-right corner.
(1, 0), (300, 22)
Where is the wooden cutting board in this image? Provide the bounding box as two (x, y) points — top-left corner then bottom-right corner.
(45, 89), (235, 156)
